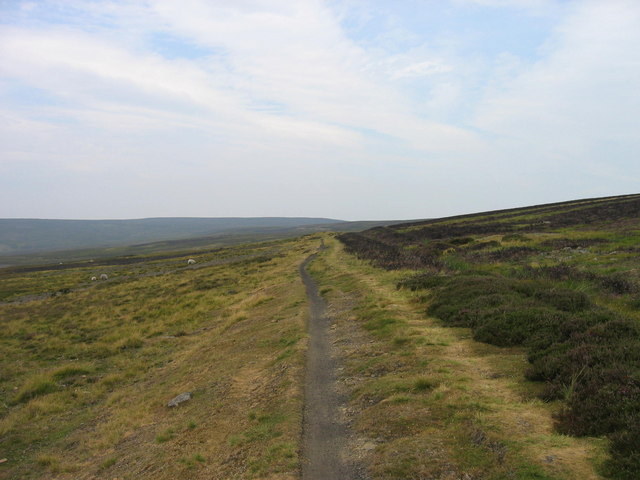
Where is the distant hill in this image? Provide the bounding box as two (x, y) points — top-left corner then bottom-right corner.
(0, 217), (344, 255)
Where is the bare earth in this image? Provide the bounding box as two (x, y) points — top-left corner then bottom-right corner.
(300, 254), (362, 480)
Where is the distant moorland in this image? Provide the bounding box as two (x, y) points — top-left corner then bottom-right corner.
(0, 217), (345, 254)
(0, 218), (398, 267)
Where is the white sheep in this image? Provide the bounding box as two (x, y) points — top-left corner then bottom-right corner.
(100, 274), (108, 280)
(91, 276), (97, 281)
(187, 259), (196, 265)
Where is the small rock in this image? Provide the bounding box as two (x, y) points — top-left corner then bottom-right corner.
(167, 392), (192, 407)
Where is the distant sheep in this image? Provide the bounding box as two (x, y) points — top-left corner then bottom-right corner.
(91, 276), (97, 281)
(187, 259), (196, 265)
(100, 274), (108, 280)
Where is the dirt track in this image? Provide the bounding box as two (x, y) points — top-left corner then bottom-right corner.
(300, 254), (360, 479)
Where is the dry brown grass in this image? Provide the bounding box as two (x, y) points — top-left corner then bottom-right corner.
(0, 237), (318, 479)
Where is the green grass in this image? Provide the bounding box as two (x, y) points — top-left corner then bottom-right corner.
(0, 235), (317, 479)
(310, 234), (610, 479)
(336, 195), (640, 479)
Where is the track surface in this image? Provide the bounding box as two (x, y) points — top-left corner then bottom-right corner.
(300, 254), (357, 480)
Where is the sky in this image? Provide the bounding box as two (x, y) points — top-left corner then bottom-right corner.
(0, 0), (639, 221)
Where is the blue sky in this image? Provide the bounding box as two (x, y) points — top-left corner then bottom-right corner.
(0, 0), (639, 220)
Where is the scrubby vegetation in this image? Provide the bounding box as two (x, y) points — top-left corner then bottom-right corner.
(310, 236), (607, 479)
(0, 237), (316, 479)
(339, 193), (640, 479)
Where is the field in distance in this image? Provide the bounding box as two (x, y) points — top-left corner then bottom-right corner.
(0, 218), (397, 267)
(0, 217), (343, 255)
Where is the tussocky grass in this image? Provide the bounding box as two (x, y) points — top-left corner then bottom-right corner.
(0, 236), (319, 479)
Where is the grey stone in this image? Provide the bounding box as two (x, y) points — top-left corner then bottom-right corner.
(167, 392), (192, 407)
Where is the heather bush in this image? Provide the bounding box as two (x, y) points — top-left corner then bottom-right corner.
(600, 273), (638, 294)
(530, 287), (591, 312)
(606, 423), (640, 479)
(407, 270), (640, 476)
(473, 307), (560, 347)
(556, 366), (640, 436)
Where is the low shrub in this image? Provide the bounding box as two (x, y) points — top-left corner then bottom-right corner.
(600, 273), (637, 294)
(606, 423), (640, 479)
(473, 306), (565, 347)
(522, 264), (638, 296)
(555, 365), (640, 437)
(421, 271), (640, 476)
(530, 287), (591, 313)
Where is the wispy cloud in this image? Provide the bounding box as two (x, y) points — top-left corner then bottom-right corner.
(0, 0), (638, 219)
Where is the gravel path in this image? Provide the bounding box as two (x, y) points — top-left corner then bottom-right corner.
(300, 253), (359, 480)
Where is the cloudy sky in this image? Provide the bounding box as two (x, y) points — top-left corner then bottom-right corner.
(1, 0), (639, 220)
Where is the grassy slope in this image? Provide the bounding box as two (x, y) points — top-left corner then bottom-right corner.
(335, 193), (640, 478)
(2, 193), (637, 479)
(308, 237), (606, 479)
(0, 236), (319, 479)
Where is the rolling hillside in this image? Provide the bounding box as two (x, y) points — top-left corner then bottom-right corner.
(338, 193), (640, 478)
(0, 219), (399, 267)
(0, 217), (343, 255)
(1, 193), (638, 479)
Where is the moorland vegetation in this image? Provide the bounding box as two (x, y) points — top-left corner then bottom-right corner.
(0, 237), (317, 479)
(339, 193), (640, 479)
(1, 193), (638, 480)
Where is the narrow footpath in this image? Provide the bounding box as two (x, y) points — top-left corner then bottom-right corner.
(299, 254), (358, 480)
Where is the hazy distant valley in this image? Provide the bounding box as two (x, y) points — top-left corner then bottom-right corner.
(0, 217), (398, 267)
